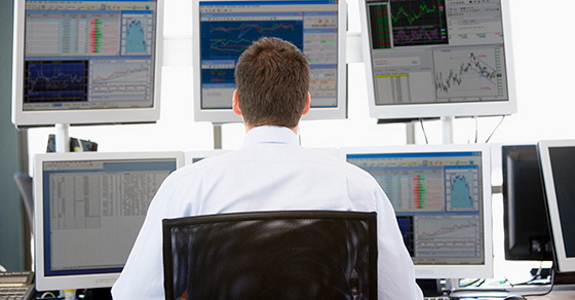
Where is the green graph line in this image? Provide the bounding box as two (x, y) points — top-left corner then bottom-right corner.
(391, 1), (442, 26)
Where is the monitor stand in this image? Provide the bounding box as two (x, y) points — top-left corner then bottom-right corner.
(55, 123), (70, 153)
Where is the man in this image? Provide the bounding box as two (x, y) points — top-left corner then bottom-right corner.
(112, 37), (423, 299)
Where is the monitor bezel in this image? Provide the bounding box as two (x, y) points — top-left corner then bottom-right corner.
(33, 151), (184, 291)
(357, 0), (517, 121)
(192, 0), (348, 124)
(339, 143), (493, 279)
(11, 0), (165, 128)
(538, 139), (575, 273)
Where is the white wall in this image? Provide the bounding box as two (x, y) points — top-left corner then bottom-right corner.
(25, 0), (574, 283)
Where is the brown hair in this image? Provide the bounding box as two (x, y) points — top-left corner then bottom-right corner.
(235, 37), (310, 128)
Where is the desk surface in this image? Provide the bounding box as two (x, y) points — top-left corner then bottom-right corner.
(528, 289), (575, 299)
(451, 284), (575, 300)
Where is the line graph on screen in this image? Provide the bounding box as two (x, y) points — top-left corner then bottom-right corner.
(434, 48), (503, 98)
(89, 60), (152, 102)
(201, 21), (304, 59)
(415, 215), (481, 258)
(24, 61), (88, 103)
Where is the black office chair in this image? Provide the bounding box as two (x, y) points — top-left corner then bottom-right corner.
(13, 172), (34, 232)
(162, 211), (378, 300)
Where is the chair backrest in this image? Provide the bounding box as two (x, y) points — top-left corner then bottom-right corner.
(162, 211), (377, 300)
(13, 172), (33, 231)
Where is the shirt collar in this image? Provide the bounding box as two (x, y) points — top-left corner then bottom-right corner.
(242, 126), (299, 147)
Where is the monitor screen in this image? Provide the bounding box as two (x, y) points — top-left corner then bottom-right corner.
(192, 0), (347, 123)
(538, 140), (575, 273)
(357, 0), (516, 120)
(502, 144), (552, 261)
(341, 144), (493, 279)
(33, 151), (184, 291)
(162, 211), (377, 299)
(12, 0), (164, 127)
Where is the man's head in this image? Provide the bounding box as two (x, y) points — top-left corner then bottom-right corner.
(233, 37), (311, 129)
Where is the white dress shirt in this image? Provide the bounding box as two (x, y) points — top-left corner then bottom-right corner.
(112, 126), (423, 300)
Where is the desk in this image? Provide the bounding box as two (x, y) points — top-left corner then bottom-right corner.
(450, 284), (575, 300)
(529, 289), (575, 299)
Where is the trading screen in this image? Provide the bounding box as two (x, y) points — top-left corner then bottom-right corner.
(365, 0), (509, 106)
(347, 151), (486, 266)
(198, 0), (340, 110)
(40, 157), (176, 275)
(22, 1), (158, 111)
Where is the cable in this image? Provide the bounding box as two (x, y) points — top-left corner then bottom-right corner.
(39, 292), (57, 298)
(484, 115), (506, 143)
(459, 278), (486, 288)
(505, 261), (551, 287)
(419, 118), (429, 144)
(522, 267), (556, 298)
(474, 116), (479, 143)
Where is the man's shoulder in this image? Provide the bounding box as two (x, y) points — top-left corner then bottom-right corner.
(169, 146), (377, 183)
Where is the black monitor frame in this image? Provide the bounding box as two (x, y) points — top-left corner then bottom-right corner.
(502, 144), (552, 261)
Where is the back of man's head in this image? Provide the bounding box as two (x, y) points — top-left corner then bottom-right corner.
(235, 37), (310, 128)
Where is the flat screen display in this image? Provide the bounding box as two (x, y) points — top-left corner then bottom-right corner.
(342, 144), (493, 279)
(193, 0), (347, 123)
(12, 0), (163, 127)
(358, 0), (516, 120)
(33, 151), (183, 291)
(538, 140), (575, 273)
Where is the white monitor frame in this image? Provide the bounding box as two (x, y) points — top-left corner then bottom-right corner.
(538, 139), (575, 273)
(357, 0), (517, 121)
(12, 0), (165, 127)
(340, 143), (493, 279)
(185, 149), (229, 165)
(192, 0), (347, 124)
(33, 151), (184, 291)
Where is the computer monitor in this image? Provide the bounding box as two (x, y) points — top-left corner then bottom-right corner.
(192, 0), (347, 123)
(341, 144), (493, 279)
(538, 140), (575, 273)
(502, 144), (552, 261)
(12, 0), (164, 127)
(162, 211), (377, 299)
(33, 151), (184, 291)
(357, 0), (516, 121)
